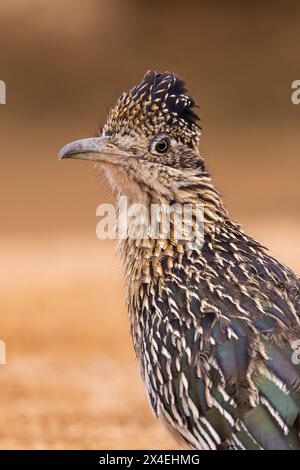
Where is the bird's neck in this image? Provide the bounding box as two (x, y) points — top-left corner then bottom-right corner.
(115, 175), (230, 290)
(102, 162), (231, 286)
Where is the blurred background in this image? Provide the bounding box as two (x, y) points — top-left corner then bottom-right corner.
(0, 0), (300, 449)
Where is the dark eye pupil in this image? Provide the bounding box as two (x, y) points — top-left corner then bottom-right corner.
(155, 139), (169, 153)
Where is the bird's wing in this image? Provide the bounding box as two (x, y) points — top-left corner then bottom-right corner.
(199, 252), (300, 450)
(198, 316), (300, 450)
(154, 241), (300, 450)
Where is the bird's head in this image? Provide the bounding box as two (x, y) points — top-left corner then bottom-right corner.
(59, 71), (212, 204)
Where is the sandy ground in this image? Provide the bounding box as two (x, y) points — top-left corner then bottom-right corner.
(0, 223), (299, 450)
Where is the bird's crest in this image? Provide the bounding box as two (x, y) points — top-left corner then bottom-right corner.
(103, 71), (201, 147)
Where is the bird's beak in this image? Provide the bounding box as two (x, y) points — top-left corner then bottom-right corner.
(58, 136), (130, 166)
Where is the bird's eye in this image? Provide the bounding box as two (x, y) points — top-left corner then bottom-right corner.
(155, 138), (170, 154)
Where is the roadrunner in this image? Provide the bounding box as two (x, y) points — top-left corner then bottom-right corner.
(59, 71), (300, 450)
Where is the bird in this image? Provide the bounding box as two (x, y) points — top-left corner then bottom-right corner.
(59, 71), (300, 450)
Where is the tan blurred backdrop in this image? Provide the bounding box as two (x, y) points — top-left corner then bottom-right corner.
(0, 0), (300, 449)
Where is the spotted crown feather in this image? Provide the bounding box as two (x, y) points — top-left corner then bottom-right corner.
(103, 70), (201, 147)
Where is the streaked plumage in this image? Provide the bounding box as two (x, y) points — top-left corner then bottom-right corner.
(59, 71), (300, 450)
